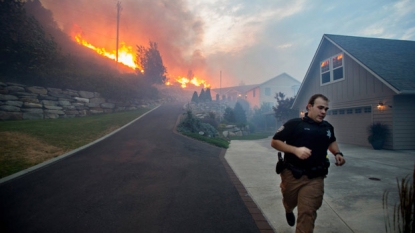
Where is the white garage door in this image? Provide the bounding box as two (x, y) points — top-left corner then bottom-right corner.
(325, 107), (372, 147)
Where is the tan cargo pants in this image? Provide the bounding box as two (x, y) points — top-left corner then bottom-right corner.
(280, 169), (324, 233)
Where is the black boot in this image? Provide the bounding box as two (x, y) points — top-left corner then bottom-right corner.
(286, 212), (295, 226)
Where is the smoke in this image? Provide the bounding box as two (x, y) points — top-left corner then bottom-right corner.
(38, 0), (215, 85)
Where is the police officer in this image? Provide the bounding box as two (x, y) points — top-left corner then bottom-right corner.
(271, 94), (345, 233)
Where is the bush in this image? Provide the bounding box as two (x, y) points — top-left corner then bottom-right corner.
(367, 122), (389, 149)
(178, 110), (218, 137)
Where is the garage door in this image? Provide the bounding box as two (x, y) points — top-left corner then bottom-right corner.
(325, 107), (372, 147)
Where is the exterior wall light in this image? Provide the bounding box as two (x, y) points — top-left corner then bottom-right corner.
(377, 102), (392, 110)
(377, 102), (384, 110)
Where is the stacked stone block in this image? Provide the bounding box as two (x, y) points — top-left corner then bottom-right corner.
(0, 82), (152, 121)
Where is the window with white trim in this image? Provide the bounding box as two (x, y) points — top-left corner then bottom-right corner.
(320, 53), (344, 85)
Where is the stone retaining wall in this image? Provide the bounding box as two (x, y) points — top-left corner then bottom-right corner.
(0, 82), (157, 121)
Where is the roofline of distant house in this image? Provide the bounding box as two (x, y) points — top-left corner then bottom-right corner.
(212, 73), (301, 95)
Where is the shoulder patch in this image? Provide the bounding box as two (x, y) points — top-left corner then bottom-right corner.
(276, 126), (284, 133)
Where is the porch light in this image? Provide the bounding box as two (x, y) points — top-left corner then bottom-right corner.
(377, 102), (392, 110)
(377, 102), (384, 110)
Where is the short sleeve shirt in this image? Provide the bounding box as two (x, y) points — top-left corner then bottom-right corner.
(273, 116), (336, 169)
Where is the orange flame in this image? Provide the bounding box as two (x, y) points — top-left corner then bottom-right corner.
(73, 34), (210, 88)
(74, 34), (143, 71)
(175, 76), (210, 88)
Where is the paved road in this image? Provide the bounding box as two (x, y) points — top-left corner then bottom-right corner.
(0, 103), (260, 233)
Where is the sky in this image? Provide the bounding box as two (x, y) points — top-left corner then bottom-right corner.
(39, 0), (415, 88)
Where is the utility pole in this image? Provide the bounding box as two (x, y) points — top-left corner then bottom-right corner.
(219, 70), (222, 121)
(116, 1), (122, 64)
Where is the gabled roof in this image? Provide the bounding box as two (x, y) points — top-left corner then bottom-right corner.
(211, 73), (300, 94)
(211, 84), (258, 95)
(325, 34), (415, 93)
(293, 34), (415, 108)
(259, 72), (301, 88)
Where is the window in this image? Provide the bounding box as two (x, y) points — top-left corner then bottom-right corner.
(332, 110), (338, 115)
(346, 109), (353, 114)
(321, 60), (330, 84)
(355, 108), (362, 114)
(364, 107), (371, 113)
(265, 88), (271, 96)
(339, 109), (345, 114)
(320, 53), (344, 85)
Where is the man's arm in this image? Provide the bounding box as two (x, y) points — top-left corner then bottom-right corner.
(328, 141), (346, 166)
(271, 139), (312, 160)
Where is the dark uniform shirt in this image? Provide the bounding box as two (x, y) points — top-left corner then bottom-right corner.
(272, 113), (336, 170)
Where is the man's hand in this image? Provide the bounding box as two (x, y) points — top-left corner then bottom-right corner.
(335, 154), (345, 166)
(294, 147), (312, 160)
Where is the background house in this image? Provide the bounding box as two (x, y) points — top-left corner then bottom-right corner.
(292, 34), (415, 149)
(212, 73), (300, 110)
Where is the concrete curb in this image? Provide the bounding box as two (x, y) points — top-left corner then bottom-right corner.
(173, 111), (275, 233)
(0, 105), (161, 184)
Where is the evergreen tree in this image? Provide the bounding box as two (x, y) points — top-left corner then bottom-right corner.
(205, 88), (212, 102)
(223, 107), (236, 123)
(191, 91), (199, 103)
(234, 102), (247, 123)
(251, 102), (273, 131)
(272, 92), (297, 123)
(136, 41), (167, 84)
(199, 88), (205, 102)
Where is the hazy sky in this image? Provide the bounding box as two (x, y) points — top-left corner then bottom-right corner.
(40, 0), (415, 88)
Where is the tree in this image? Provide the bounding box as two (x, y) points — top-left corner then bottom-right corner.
(223, 107), (236, 123)
(136, 41), (167, 84)
(199, 88), (206, 102)
(0, 0), (58, 74)
(234, 102), (247, 123)
(191, 91), (199, 103)
(250, 102), (273, 131)
(272, 92), (297, 123)
(205, 88), (212, 102)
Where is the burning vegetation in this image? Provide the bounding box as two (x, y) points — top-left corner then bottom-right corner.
(1, 0), (213, 103)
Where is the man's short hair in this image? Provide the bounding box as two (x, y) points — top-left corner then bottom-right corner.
(306, 94), (329, 110)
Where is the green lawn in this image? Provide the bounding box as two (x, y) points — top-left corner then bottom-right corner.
(0, 108), (152, 178)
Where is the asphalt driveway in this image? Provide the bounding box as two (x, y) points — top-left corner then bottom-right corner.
(0, 103), (262, 233)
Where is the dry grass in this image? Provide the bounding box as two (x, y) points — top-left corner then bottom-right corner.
(0, 132), (67, 178)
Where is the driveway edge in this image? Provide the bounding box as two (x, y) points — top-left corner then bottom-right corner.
(0, 106), (161, 184)
(173, 113), (275, 233)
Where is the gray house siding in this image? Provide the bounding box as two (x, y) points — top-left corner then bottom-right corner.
(393, 95), (415, 149)
(294, 39), (396, 148)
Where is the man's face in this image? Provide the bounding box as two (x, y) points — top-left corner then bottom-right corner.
(307, 97), (329, 123)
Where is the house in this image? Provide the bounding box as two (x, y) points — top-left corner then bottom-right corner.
(212, 73), (301, 110)
(292, 34), (415, 149)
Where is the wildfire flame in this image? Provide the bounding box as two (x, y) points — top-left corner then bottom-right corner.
(74, 34), (143, 71)
(73, 34), (210, 88)
(175, 76), (210, 88)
